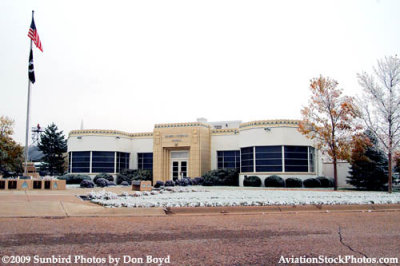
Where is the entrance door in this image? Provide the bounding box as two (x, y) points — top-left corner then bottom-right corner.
(171, 151), (189, 181)
(172, 160), (188, 181)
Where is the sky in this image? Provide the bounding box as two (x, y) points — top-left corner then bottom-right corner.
(0, 0), (399, 145)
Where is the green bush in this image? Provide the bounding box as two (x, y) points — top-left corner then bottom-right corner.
(201, 168), (239, 186)
(116, 169), (152, 185)
(243, 175), (261, 187)
(264, 175), (285, 187)
(303, 178), (321, 188)
(94, 173), (114, 184)
(285, 177), (303, 188)
(316, 176), (334, 187)
(57, 174), (91, 184)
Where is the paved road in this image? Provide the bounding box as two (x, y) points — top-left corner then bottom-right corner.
(0, 211), (399, 265)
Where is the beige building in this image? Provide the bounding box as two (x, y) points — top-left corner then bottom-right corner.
(67, 118), (323, 186)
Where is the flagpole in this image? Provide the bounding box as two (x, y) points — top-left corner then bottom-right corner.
(24, 10), (34, 176)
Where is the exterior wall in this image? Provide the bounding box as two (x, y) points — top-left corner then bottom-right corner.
(132, 138), (154, 169)
(67, 119), (324, 185)
(210, 130), (240, 170)
(67, 130), (153, 175)
(322, 162), (353, 188)
(239, 126), (313, 147)
(68, 135), (133, 153)
(152, 123), (211, 182)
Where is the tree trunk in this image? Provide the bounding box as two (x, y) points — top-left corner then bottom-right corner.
(333, 156), (338, 191)
(388, 151), (393, 193)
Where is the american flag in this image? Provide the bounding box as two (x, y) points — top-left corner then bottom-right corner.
(28, 17), (43, 52)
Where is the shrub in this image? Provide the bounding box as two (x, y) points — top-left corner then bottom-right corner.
(180, 178), (191, 186)
(243, 175), (261, 187)
(116, 169), (153, 185)
(120, 181), (130, 186)
(116, 173), (131, 185)
(94, 173), (114, 184)
(107, 181), (116, 186)
(165, 180), (175, 187)
(191, 177), (201, 185)
(264, 175), (285, 187)
(57, 174), (91, 184)
(154, 181), (164, 188)
(80, 180), (95, 188)
(303, 178), (321, 188)
(95, 178), (109, 187)
(201, 168), (239, 186)
(316, 176), (334, 187)
(285, 177), (303, 188)
(202, 175), (219, 186)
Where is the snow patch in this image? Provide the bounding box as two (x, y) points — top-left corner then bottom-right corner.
(88, 188), (400, 208)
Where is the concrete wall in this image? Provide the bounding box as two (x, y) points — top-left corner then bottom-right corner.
(239, 127), (314, 147)
(210, 133), (240, 170)
(322, 162), (353, 188)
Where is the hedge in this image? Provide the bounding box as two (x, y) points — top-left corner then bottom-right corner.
(243, 175), (261, 187)
(303, 178), (321, 188)
(264, 175), (285, 187)
(57, 174), (91, 184)
(285, 177), (303, 188)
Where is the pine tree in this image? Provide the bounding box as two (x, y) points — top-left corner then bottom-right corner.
(38, 123), (67, 176)
(347, 130), (388, 190)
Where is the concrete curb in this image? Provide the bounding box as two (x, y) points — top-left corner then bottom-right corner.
(168, 204), (400, 216)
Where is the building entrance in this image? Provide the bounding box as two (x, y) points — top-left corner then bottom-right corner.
(170, 151), (189, 180)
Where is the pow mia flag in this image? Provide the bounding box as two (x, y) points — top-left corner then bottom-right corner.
(28, 49), (35, 84)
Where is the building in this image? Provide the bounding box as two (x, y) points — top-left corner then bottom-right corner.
(67, 118), (323, 186)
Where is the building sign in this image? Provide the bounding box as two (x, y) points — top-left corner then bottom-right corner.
(164, 134), (189, 138)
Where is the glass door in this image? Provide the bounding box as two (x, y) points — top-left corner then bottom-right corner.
(180, 161), (187, 178)
(172, 161), (179, 181)
(170, 151), (189, 181)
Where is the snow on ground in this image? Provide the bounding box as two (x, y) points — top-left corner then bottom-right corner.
(87, 187), (400, 208)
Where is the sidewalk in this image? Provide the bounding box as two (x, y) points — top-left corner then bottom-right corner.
(0, 189), (399, 218)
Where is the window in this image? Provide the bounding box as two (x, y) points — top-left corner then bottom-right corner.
(138, 153), (153, 170)
(284, 146), (308, 172)
(68, 152), (71, 172)
(255, 146), (282, 172)
(70, 151), (90, 173)
(92, 151), (115, 173)
(217, 150), (240, 169)
(240, 147), (254, 172)
(309, 147), (315, 172)
(116, 152), (130, 173)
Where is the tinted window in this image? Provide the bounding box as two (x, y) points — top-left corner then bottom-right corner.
(284, 146), (308, 172)
(138, 153), (153, 170)
(71, 151), (90, 173)
(92, 151), (115, 173)
(217, 150), (240, 170)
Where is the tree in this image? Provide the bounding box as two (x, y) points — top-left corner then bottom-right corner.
(0, 116), (24, 176)
(357, 55), (400, 193)
(38, 123), (67, 176)
(347, 130), (388, 190)
(299, 76), (359, 190)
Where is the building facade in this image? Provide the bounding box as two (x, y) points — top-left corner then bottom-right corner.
(67, 119), (323, 186)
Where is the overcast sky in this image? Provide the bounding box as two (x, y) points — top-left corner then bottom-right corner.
(1, 0), (399, 145)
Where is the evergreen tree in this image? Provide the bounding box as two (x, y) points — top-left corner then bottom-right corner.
(38, 123), (67, 176)
(347, 130), (388, 190)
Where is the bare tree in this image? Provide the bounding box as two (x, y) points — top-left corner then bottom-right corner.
(357, 55), (400, 193)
